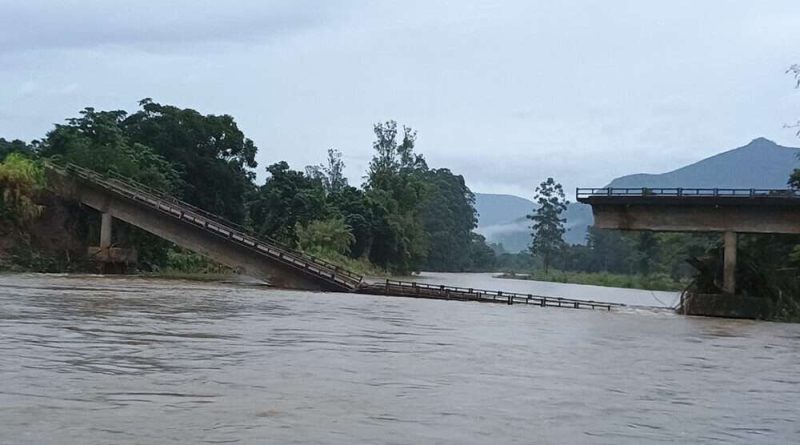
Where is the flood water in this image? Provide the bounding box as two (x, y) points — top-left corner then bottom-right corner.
(1, 273), (799, 444)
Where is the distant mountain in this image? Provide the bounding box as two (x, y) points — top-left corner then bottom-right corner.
(475, 138), (800, 252)
(474, 194), (534, 227)
(473, 194), (533, 253)
(607, 138), (799, 189)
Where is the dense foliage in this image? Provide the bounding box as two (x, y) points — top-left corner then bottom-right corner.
(0, 138), (34, 161)
(0, 104), (495, 275)
(0, 154), (44, 227)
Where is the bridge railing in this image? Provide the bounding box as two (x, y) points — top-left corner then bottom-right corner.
(104, 170), (252, 234)
(370, 279), (622, 310)
(576, 187), (800, 199)
(46, 161), (364, 289)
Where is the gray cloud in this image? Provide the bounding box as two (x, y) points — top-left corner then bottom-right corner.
(0, 0), (337, 54)
(1, 0), (799, 196)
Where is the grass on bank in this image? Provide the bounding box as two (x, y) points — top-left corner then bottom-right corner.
(498, 270), (687, 292)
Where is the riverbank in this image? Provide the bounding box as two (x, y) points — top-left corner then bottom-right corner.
(497, 270), (686, 292)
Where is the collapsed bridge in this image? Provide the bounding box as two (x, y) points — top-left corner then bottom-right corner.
(43, 162), (620, 311)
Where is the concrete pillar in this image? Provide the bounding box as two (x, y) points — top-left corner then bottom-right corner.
(723, 231), (737, 295)
(100, 212), (112, 249)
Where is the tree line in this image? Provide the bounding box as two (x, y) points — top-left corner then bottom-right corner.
(0, 100), (496, 274)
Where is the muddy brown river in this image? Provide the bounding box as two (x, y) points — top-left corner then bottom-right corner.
(1, 273), (799, 444)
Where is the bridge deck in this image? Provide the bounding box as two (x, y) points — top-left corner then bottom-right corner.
(359, 280), (621, 311)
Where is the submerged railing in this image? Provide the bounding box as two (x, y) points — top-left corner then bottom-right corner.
(359, 279), (622, 311)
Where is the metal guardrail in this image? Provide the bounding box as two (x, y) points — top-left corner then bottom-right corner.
(360, 279), (621, 311)
(46, 161), (364, 290)
(576, 187), (800, 199)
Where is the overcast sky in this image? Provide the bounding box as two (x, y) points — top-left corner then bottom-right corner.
(2, 0), (799, 197)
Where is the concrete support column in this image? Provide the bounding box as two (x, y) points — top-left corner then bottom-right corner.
(100, 212), (113, 249)
(723, 231), (737, 295)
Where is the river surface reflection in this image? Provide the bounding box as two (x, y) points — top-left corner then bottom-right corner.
(1, 274), (799, 444)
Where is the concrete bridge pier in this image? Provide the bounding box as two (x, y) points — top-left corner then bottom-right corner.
(100, 212), (112, 251)
(88, 211), (137, 273)
(722, 231), (737, 295)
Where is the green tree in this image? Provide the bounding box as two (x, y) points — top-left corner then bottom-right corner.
(0, 154), (45, 226)
(249, 161), (326, 245)
(418, 168), (479, 271)
(325, 185), (375, 259)
(528, 177), (568, 273)
(468, 233), (497, 271)
(0, 138), (34, 162)
(364, 121), (429, 273)
(122, 99), (257, 223)
(296, 216), (355, 257)
(585, 226), (636, 273)
(306, 148), (348, 194)
(39, 107), (179, 191)
(636, 232), (659, 276)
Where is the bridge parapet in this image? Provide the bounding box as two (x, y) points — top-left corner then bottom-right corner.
(576, 186), (800, 234)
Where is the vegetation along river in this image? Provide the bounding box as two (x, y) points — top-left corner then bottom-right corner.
(2, 273), (799, 444)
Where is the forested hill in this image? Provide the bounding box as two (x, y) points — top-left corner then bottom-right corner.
(477, 137), (800, 252)
(607, 138), (800, 189)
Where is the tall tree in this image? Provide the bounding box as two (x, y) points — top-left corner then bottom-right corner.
(122, 99), (257, 223)
(418, 168), (479, 271)
(364, 121), (429, 273)
(528, 177), (568, 273)
(306, 148), (348, 194)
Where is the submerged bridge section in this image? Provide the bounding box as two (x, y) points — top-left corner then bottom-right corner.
(577, 187), (800, 295)
(46, 163), (364, 292)
(362, 280), (620, 310)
